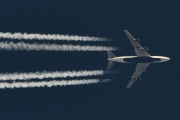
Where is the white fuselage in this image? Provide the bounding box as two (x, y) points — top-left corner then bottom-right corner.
(108, 56), (170, 63)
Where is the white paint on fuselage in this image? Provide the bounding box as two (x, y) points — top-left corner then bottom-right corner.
(108, 56), (170, 63)
(150, 56), (170, 63)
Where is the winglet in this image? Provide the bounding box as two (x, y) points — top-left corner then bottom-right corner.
(124, 30), (135, 40)
(127, 79), (136, 88)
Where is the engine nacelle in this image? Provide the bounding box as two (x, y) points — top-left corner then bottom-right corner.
(140, 47), (148, 50)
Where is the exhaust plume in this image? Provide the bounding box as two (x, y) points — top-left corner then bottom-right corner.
(0, 79), (111, 89)
(0, 32), (109, 41)
(0, 70), (118, 81)
(0, 42), (119, 51)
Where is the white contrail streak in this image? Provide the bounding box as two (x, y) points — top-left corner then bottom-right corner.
(0, 32), (109, 41)
(0, 79), (111, 89)
(0, 42), (118, 51)
(0, 70), (117, 81)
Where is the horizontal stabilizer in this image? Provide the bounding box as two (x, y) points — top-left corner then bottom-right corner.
(107, 50), (116, 58)
(107, 61), (116, 70)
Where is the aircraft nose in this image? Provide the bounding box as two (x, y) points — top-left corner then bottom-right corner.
(161, 57), (170, 62)
(165, 57), (170, 61)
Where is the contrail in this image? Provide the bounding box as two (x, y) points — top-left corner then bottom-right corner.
(0, 32), (109, 41)
(0, 70), (118, 81)
(0, 42), (119, 51)
(0, 79), (111, 89)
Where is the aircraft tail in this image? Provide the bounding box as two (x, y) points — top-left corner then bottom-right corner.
(107, 50), (116, 69)
(107, 50), (116, 58)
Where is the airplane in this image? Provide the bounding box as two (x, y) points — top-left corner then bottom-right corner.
(107, 30), (170, 88)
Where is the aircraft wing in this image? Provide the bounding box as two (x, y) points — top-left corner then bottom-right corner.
(127, 63), (150, 88)
(124, 30), (150, 57)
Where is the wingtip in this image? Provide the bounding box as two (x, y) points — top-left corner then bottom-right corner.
(124, 30), (129, 34)
(126, 84), (131, 88)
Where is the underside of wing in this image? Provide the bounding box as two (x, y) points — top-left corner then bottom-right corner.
(124, 30), (150, 57)
(127, 63), (150, 88)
